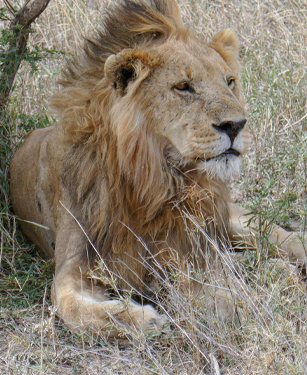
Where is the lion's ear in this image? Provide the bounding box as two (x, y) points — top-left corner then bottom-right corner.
(209, 29), (239, 72)
(104, 49), (155, 93)
(161, 0), (184, 28)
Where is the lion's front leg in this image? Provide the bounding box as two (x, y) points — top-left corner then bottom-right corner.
(229, 203), (306, 265)
(51, 269), (167, 337)
(52, 212), (167, 337)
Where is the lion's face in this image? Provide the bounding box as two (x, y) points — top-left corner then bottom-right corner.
(105, 29), (249, 181)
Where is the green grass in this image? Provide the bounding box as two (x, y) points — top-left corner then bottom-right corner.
(0, 0), (306, 374)
(0, 245), (53, 310)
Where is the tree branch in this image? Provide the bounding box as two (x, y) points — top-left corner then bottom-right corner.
(0, 0), (51, 112)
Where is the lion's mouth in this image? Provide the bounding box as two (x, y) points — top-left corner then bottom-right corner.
(196, 148), (240, 163)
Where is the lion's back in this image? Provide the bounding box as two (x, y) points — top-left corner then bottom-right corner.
(10, 125), (59, 258)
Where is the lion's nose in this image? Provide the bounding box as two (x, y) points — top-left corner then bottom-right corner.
(212, 118), (247, 143)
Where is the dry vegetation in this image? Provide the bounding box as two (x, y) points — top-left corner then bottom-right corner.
(0, 0), (307, 374)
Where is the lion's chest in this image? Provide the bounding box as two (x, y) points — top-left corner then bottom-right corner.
(101, 204), (227, 292)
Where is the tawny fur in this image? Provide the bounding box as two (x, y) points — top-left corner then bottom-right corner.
(49, 0), (238, 290)
(10, 0), (306, 337)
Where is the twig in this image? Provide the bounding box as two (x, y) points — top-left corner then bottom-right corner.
(209, 354), (221, 375)
(3, 0), (16, 15)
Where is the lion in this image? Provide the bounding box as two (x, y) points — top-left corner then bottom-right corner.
(10, 0), (306, 337)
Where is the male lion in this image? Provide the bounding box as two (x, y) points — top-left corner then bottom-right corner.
(10, 0), (306, 337)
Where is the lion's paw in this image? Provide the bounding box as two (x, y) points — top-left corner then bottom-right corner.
(95, 299), (168, 335)
(127, 303), (169, 332)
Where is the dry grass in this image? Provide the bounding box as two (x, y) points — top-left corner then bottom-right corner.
(0, 0), (307, 374)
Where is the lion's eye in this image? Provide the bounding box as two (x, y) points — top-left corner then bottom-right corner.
(173, 82), (195, 93)
(227, 78), (235, 90)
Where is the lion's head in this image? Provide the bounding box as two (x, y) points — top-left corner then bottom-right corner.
(104, 30), (248, 181)
(53, 0), (249, 186)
